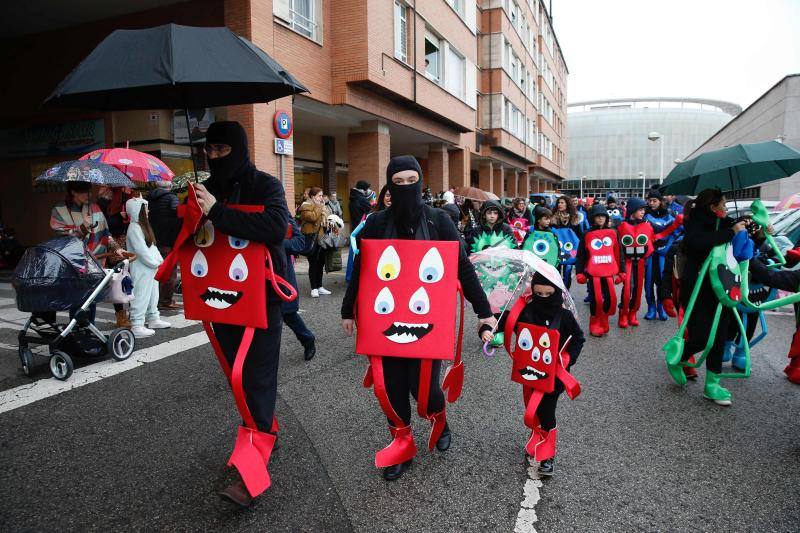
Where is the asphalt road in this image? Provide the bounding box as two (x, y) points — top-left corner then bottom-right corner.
(0, 265), (798, 532)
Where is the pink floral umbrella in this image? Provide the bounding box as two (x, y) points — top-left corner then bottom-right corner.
(80, 146), (174, 186)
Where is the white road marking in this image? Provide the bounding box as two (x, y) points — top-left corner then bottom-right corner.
(0, 331), (209, 414)
(514, 457), (543, 533)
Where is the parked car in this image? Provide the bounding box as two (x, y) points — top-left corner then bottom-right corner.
(726, 199), (779, 219)
(529, 193), (559, 208)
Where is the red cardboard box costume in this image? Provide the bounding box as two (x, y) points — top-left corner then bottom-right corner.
(576, 204), (623, 336)
(504, 298), (581, 462)
(157, 190), (295, 502)
(357, 240), (464, 466)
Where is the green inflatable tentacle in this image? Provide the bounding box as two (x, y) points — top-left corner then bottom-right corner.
(739, 258), (800, 311)
(682, 302), (723, 369)
(663, 254), (713, 367)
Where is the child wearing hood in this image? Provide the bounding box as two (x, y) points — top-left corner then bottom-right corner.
(126, 197), (170, 338)
(466, 199), (516, 252)
(498, 271), (585, 477)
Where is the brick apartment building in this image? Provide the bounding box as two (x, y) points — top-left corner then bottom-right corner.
(0, 0), (568, 245)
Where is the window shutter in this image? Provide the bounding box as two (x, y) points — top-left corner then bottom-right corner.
(466, 59), (477, 109)
(399, 5), (408, 61)
(274, 0), (291, 22)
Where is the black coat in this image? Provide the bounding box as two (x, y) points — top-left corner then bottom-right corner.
(206, 168), (289, 305)
(679, 208), (735, 307)
(146, 188), (179, 247)
(348, 188), (372, 226)
(341, 205), (492, 320)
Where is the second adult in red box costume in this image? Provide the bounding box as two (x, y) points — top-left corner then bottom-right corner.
(341, 156), (495, 481)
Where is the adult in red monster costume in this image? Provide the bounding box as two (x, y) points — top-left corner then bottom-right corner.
(158, 122), (295, 507)
(341, 155), (495, 481)
(575, 204), (624, 337)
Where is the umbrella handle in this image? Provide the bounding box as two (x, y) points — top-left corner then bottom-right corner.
(483, 341), (496, 357)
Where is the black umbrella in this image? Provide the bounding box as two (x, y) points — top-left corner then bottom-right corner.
(43, 23), (308, 110)
(35, 160), (136, 188)
(43, 24), (309, 174)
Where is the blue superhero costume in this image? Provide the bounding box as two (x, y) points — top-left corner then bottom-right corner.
(644, 207), (678, 321)
(552, 226), (579, 289)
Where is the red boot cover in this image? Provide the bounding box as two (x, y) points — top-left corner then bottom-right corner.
(683, 365), (698, 379)
(618, 313), (629, 329)
(589, 315), (603, 337)
(427, 410), (447, 452)
(788, 328), (800, 358)
(270, 416), (280, 434)
(662, 298), (677, 317)
(227, 426), (276, 497)
(628, 311), (640, 327)
(525, 426), (547, 458)
(532, 428), (558, 462)
(601, 313), (611, 334)
(375, 425), (418, 468)
(784, 356), (800, 384)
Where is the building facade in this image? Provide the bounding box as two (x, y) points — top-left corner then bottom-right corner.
(0, 0), (569, 246)
(563, 97), (739, 201)
(683, 74), (800, 202)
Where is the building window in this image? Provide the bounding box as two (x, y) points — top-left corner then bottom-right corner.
(394, 1), (408, 63)
(291, 0), (315, 38)
(447, 0), (465, 18)
(445, 46), (466, 99)
(425, 32), (442, 83)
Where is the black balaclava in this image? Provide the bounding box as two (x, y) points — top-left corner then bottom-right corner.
(205, 121), (252, 194)
(530, 271), (564, 320)
(386, 155), (424, 237)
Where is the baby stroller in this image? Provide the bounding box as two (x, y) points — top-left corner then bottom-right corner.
(12, 237), (136, 380)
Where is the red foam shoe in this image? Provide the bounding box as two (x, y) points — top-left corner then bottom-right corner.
(618, 313), (629, 329)
(628, 311), (640, 327)
(375, 425), (418, 468)
(589, 316), (604, 337)
(662, 298), (677, 317)
(785, 356), (800, 385)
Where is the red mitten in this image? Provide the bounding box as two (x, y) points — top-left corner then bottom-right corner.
(614, 272), (626, 284)
(576, 273), (587, 284)
(675, 213), (684, 226)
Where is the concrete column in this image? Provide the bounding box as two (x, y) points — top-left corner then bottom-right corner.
(493, 166), (504, 198)
(347, 121), (390, 193)
(506, 169), (519, 199)
(478, 161), (493, 193)
(519, 170), (530, 198)
(448, 148), (470, 189)
(427, 143), (449, 194)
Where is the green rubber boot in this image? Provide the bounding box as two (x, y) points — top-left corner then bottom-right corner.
(491, 332), (504, 348)
(703, 371), (732, 406)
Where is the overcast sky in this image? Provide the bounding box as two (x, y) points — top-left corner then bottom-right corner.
(552, 0), (800, 110)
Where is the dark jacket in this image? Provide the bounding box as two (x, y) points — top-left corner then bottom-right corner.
(348, 188), (372, 226)
(341, 205), (492, 319)
(282, 217), (306, 314)
(146, 187), (180, 248)
(206, 170), (289, 305)
(465, 200), (515, 250)
(679, 208), (735, 307)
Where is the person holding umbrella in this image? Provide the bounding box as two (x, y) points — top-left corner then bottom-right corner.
(191, 121), (291, 506)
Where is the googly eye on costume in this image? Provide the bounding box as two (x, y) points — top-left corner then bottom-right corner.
(377, 245), (401, 281)
(419, 247), (444, 283)
(228, 253), (249, 282)
(518, 328), (533, 350)
(228, 236), (249, 249)
(408, 287), (430, 314)
(374, 287), (395, 314)
(191, 250), (208, 277)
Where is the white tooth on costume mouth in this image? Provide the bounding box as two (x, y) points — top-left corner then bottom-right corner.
(519, 366), (546, 381)
(636, 246), (645, 253)
(592, 256), (612, 264)
(209, 287), (238, 296)
(626, 247), (634, 254)
(384, 322), (432, 344)
(205, 299), (232, 310)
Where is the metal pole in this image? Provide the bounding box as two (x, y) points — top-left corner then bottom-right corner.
(580, 176), (584, 199)
(640, 171), (645, 197)
(279, 153), (285, 184)
(659, 139), (665, 184)
(184, 107), (198, 182)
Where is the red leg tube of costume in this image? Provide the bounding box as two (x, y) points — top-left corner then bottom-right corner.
(369, 356), (420, 467)
(619, 258), (632, 328)
(589, 277), (605, 337)
(785, 327), (800, 384)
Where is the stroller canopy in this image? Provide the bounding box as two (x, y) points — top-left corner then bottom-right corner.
(13, 237), (107, 312)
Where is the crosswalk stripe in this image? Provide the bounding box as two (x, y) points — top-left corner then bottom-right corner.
(0, 331), (209, 414)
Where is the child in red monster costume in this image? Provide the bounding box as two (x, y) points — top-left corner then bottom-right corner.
(576, 204), (624, 336)
(616, 198), (683, 328)
(499, 271), (584, 477)
(341, 156), (495, 481)
(157, 122), (296, 507)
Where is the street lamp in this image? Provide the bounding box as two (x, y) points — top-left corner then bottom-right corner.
(639, 171), (645, 197)
(648, 131), (665, 183)
(580, 175), (586, 199)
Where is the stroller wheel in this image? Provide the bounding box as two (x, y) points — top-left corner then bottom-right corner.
(108, 328), (136, 361)
(19, 346), (35, 376)
(49, 351), (74, 381)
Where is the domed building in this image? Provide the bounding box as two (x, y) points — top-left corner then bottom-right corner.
(562, 97), (741, 200)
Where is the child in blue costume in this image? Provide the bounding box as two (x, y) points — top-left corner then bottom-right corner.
(644, 190), (679, 320)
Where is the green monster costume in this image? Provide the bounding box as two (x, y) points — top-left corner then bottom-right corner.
(522, 230), (560, 267)
(663, 200), (800, 401)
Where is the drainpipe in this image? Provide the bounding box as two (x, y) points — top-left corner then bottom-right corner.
(412, 0), (418, 103)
